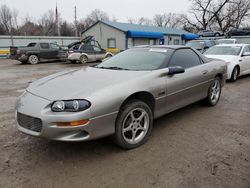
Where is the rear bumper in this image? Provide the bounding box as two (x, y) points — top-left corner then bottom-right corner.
(16, 91), (117, 141)
(10, 54), (28, 62)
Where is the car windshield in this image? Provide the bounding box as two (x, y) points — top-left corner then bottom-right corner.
(204, 46), (242, 56)
(27, 43), (36, 47)
(95, 48), (168, 71)
(186, 41), (205, 49)
(217, 40), (235, 44)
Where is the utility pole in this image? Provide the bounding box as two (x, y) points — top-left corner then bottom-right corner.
(74, 6), (78, 37)
(56, 3), (60, 36)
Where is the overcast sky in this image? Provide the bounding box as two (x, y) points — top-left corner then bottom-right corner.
(0, 0), (191, 24)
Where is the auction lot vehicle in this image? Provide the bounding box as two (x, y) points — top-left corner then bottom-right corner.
(68, 36), (112, 63)
(229, 27), (250, 36)
(217, 39), (237, 44)
(16, 45), (227, 149)
(204, 44), (250, 82)
(9, 42), (68, 64)
(185, 40), (216, 53)
(198, 30), (223, 37)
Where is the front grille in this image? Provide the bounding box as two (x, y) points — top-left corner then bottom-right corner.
(17, 112), (42, 133)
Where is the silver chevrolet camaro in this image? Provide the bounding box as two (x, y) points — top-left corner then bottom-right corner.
(16, 45), (227, 149)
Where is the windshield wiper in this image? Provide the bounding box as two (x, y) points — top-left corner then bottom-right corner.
(96, 66), (129, 70)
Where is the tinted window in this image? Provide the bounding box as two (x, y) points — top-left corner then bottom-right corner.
(169, 49), (201, 69)
(27, 43), (36, 47)
(80, 45), (93, 51)
(93, 46), (102, 52)
(40, 43), (50, 49)
(242, 46), (250, 53)
(50, 43), (60, 49)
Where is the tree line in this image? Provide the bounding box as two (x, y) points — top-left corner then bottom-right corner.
(0, 0), (249, 37)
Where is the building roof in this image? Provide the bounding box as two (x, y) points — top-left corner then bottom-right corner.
(83, 20), (194, 36)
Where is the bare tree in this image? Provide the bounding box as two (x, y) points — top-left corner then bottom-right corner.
(153, 13), (184, 28)
(38, 10), (57, 36)
(0, 4), (18, 35)
(127, 17), (152, 25)
(184, 0), (229, 31)
(214, 0), (250, 33)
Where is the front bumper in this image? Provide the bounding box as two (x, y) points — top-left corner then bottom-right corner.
(68, 53), (81, 61)
(16, 91), (117, 141)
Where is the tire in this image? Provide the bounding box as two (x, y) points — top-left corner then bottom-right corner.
(204, 77), (222, 106)
(79, 55), (88, 64)
(112, 100), (153, 149)
(230, 66), (239, 82)
(105, 54), (112, 59)
(69, 60), (76, 63)
(215, 33), (220, 37)
(28, 55), (39, 64)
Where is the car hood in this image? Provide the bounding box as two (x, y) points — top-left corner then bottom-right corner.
(205, 55), (239, 62)
(27, 67), (148, 101)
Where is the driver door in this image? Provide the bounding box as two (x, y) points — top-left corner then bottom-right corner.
(165, 49), (211, 113)
(240, 45), (250, 75)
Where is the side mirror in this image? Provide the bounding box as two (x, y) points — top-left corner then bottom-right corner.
(168, 66), (185, 75)
(242, 52), (250, 56)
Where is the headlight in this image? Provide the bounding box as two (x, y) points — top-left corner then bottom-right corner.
(51, 100), (91, 112)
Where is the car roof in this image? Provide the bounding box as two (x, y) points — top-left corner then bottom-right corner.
(215, 43), (247, 47)
(133, 45), (190, 50)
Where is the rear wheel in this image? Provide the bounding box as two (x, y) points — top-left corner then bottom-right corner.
(79, 55), (88, 64)
(28, 55), (39, 64)
(204, 77), (222, 106)
(230, 66), (239, 82)
(112, 100), (153, 149)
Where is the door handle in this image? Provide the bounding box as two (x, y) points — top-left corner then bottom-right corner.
(202, 70), (208, 74)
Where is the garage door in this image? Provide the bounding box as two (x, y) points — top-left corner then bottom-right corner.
(133, 39), (149, 46)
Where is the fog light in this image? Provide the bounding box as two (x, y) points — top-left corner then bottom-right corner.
(56, 119), (89, 127)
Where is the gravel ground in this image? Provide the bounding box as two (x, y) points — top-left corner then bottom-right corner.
(0, 59), (249, 188)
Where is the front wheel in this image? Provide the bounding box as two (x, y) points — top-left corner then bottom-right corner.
(112, 100), (153, 149)
(79, 55), (88, 64)
(205, 77), (222, 106)
(230, 66), (239, 82)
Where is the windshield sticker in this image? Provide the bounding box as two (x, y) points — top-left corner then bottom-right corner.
(149, 49), (167, 53)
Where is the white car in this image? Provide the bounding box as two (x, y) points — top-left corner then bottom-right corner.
(204, 44), (250, 81)
(217, 39), (237, 44)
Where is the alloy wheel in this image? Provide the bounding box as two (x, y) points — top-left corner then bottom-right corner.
(122, 108), (149, 145)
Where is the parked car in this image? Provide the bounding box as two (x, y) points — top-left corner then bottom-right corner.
(68, 36), (113, 63)
(217, 39), (237, 44)
(229, 27), (250, 36)
(198, 30), (223, 37)
(9, 42), (68, 64)
(16, 45), (227, 149)
(68, 44), (113, 64)
(185, 40), (216, 53)
(204, 44), (250, 81)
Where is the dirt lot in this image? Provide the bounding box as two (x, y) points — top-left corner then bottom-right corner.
(0, 59), (249, 188)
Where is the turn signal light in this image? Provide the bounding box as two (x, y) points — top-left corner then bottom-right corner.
(56, 119), (89, 127)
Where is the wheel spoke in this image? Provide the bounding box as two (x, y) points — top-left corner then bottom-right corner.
(131, 130), (136, 142)
(123, 124), (133, 133)
(137, 111), (146, 121)
(129, 111), (136, 121)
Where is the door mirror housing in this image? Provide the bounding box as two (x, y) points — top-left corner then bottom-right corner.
(168, 66), (185, 75)
(242, 52), (250, 56)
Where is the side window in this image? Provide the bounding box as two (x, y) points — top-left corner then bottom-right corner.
(169, 49), (201, 69)
(93, 46), (102, 52)
(40, 43), (50, 49)
(242, 46), (250, 53)
(85, 45), (94, 52)
(107, 38), (116, 48)
(50, 43), (60, 49)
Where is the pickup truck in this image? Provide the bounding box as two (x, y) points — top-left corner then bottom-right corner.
(9, 42), (68, 64)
